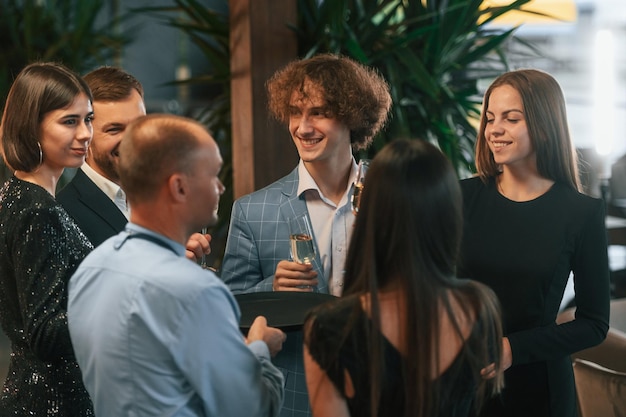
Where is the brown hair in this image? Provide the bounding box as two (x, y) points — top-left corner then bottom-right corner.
(118, 114), (207, 203)
(266, 54), (392, 150)
(475, 69), (581, 191)
(83, 66), (144, 102)
(1, 62), (93, 172)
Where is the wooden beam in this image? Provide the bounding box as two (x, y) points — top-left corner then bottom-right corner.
(229, 0), (298, 199)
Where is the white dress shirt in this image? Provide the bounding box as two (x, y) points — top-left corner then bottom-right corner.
(297, 159), (357, 296)
(80, 163), (130, 218)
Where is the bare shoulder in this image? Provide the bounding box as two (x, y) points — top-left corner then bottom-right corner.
(441, 288), (476, 340)
(436, 282), (500, 375)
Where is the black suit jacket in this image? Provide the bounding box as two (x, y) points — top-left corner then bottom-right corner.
(57, 169), (128, 247)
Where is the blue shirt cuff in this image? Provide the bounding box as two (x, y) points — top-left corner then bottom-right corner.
(247, 340), (271, 359)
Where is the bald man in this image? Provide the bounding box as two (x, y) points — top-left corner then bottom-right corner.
(68, 114), (285, 417)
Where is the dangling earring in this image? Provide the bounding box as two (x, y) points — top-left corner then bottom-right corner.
(37, 142), (43, 166)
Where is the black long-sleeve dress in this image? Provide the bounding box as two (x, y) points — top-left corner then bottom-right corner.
(459, 176), (610, 417)
(0, 176), (94, 416)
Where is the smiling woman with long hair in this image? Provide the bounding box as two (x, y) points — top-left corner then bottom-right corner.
(459, 69), (610, 417)
(0, 62), (95, 415)
(303, 139), (504, 417)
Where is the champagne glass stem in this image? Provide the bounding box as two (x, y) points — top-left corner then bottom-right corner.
(200, 227), (208, 269)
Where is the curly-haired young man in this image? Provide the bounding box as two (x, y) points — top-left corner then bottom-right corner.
(221, 54), (391, 417)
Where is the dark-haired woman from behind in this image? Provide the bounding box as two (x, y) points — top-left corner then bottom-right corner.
(303, 139), (504, 417)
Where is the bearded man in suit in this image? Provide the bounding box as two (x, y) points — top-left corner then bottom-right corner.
(58, 66), (210, 260)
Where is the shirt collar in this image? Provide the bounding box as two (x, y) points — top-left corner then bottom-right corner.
(120, 223), (186, 257)
(81, 162), (127, 204)
(296, 160), (318, 197)
(296, 159), (358, 201)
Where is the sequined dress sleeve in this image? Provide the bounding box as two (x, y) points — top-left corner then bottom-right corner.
(0, 177), (94, 416)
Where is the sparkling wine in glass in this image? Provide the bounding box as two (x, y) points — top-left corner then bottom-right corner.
(351, 159), (370, 215)
(288, 214), (316, 264)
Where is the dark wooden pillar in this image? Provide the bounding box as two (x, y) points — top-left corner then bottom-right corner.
(229, 0), (299, 198)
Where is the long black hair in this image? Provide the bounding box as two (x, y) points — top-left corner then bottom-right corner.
(343, 138), (504, 416)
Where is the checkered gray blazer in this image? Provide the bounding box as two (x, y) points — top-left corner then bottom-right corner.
(221, 168), (328, 417)
(221, 167), (328, 294)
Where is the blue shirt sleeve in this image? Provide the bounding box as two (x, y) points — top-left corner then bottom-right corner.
(171, 282), (284, 417)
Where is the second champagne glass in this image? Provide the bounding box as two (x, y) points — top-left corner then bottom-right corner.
(351, 159), (370, 215)
(200, 226), (210, 269)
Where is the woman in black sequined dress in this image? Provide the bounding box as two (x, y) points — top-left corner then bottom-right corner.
(0, 63), (95, 416)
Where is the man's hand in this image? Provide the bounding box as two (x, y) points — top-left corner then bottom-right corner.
(246, 316), (286, 357)
(185, 232), (211, 262)
(273, 260), (318, 291)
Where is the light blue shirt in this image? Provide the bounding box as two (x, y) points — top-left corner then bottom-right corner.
(68, 223), (284, 417)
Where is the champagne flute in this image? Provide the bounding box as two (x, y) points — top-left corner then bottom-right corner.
(200, 226), (209, 269)
(351, 159), (370, 215)
(288, 214), (316, 264)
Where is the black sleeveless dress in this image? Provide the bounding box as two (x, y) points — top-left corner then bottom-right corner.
(305, 295), (479, 417)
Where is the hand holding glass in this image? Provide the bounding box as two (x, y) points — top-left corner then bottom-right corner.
(351, 159), (370, 215)
(289, 214), (316, 264)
